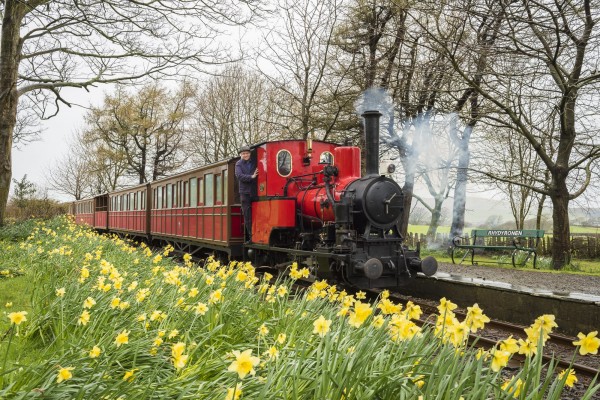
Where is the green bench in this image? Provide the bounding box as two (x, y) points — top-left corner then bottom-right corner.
(451, 229), (545, 268)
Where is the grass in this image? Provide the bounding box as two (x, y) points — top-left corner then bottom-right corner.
(0, 217), (597, 399)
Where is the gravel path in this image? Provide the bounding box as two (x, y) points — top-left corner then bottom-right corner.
(435, 262), (600, 296)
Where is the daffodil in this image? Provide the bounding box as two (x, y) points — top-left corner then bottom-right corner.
(55, 287), (65, 297)
(517, 338), (537, 356)
(501, 377), (523, 398)
(500, 336), (519, 354)
(225, 383), (243, 400)
(209, 289), (223, 304)
(313, 315), (332, 337)
(115, 330), (130, 347)
(110, 297), (121, 309)
(78, 310), (90, 326)
(89, 345), (102, 358)
(558, 369), (577, 388)
(8, 311), (27, 325)
(56, 366), (74, 383)
(228, 349), (260, 379)
(265, 346), (279, 360)
(277, 333), (287, 344)
(195, 302), (208, 315)
(437, 297), (457, 314)
(372, 315), (385, 329)
(403, 301), (422, 320)
(491, 349), (511, 372)
(258, 324), (269, 336)
(573, 331), (600, 355)
(83, 297), (96, 309)
(123, 368), (137, 382)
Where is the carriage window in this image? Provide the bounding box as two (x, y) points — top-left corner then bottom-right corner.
(216, 174), (222, 204)
(167, 184), (173, 208)
(205, 174), (214, 206)
(190, 178), (197, 206)
(157, 187), (162, 209)
(223, 170), (228, 204)
(130, 193), (135, 210)
(277, 150), (292, 176)
(320, 151), (334, 164)
(184, 181), (189, 207)
(198, 178), (204, 205)
(174, 182), (179, 208)
(141, 191), (145, 210)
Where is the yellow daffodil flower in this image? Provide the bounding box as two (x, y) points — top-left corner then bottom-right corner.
(89, 346), (101, 358)
(56, 366), (74, 383)
(573, 331), (600, 355)
(115, 330), (130, 347)
(491, 349), (511, 372)
(313, 315), (332, 337)
(225, 383), (243, 400)
(228, 349), (260, 379)
(558, 368), (577, 388)
(8, 311), (27, 325)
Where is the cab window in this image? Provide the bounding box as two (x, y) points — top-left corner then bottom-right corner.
(320, 151), (334, 164)
(277, 150), (292, 177)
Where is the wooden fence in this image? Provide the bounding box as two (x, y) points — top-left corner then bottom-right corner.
(405, 232), (600, 259)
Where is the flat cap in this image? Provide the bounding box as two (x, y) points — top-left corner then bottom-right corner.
(239, 146), (252, 154)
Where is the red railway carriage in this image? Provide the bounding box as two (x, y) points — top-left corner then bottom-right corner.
(72, 198), (95, 226)
(108, 184), (151, 236)
(149, 158), (244, 257)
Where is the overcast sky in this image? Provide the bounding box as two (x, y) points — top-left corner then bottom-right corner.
(12, 87), (105, 201)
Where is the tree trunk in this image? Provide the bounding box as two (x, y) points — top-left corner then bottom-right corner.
(536, 193), (546, 230)
(0, 2), (26, 226)
(449, 125), (472, 241)
(426, 196), (443, 238)
(550, 183), (571, 269)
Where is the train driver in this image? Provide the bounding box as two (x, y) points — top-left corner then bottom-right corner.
(235, 146), (258, 243)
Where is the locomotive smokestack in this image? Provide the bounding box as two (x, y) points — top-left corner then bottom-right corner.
(362, 110), (382, 176)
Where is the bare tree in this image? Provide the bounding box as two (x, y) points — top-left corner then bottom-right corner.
(46, 139), (91, 200)
(0, 0), (259, 225)
(258, 0), (350, 139)
(189, 65), (285, 164)
(85, 143), (129, 194)
(83, 83), (193, 183)
(476, 127), (542, 229)
(435, 0), (600, 268)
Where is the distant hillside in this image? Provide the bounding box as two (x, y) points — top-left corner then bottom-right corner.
(415, 196), (600, 228)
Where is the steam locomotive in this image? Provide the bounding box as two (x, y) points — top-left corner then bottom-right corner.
(71, 110), (437, 289)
